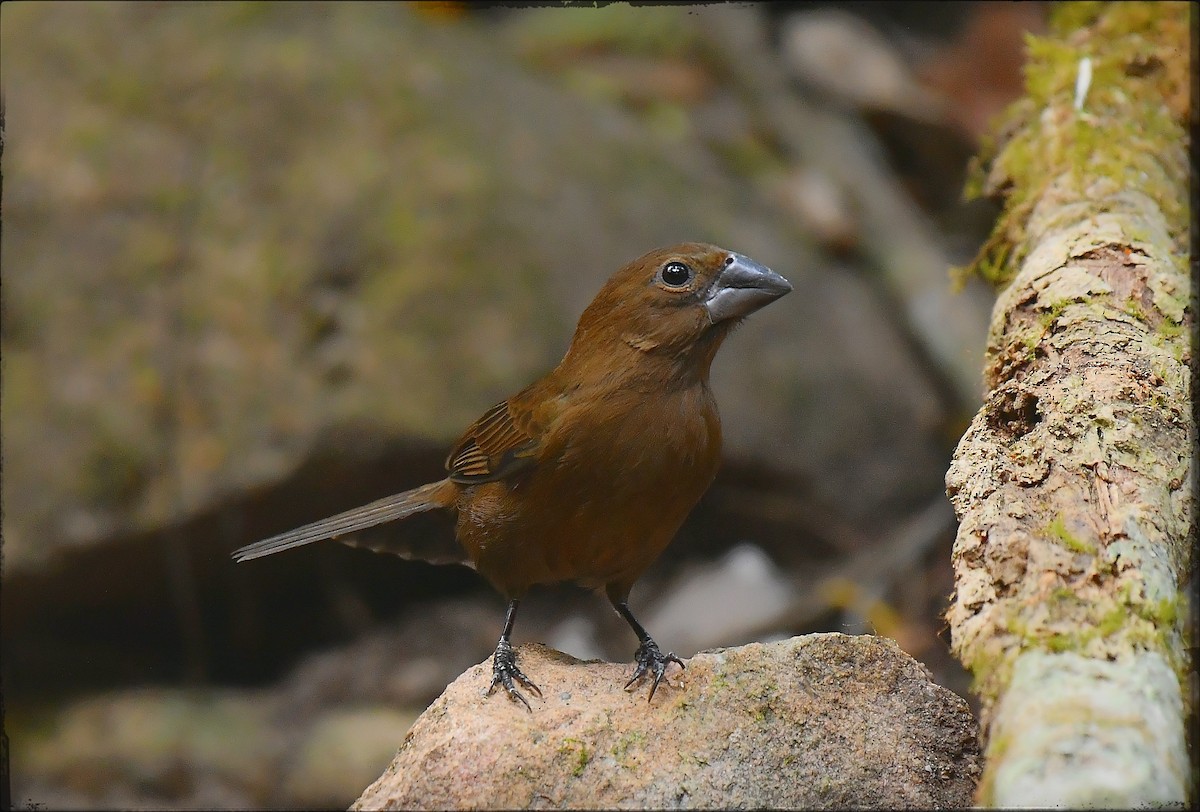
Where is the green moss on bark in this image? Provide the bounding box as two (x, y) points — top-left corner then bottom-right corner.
(964, 2), (1190, 289)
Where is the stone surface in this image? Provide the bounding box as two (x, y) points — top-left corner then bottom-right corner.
(353, 633), (980, 810)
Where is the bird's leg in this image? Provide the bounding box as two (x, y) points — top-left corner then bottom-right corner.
(486, 598), (542, 710)
(612, 599), (684, 701)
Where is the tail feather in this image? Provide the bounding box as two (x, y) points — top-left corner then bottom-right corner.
(232, 480), (456, 562)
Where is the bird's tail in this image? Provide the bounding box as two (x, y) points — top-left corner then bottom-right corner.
(231, 479), (457, 562)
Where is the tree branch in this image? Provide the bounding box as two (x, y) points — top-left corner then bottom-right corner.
(945, 3), (1192, 805)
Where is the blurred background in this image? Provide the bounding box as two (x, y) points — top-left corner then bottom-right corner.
(1, 1), (1047, 808)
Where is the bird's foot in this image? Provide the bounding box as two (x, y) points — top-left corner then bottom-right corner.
(624, 639), (684, 701)
(486, 639), (542, 711)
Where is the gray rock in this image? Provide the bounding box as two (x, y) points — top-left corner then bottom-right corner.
(353, 633), (980, 809)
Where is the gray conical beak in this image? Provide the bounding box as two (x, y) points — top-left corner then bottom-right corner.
(704, 253), (792, 323)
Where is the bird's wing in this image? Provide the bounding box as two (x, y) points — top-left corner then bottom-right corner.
(445, 398), (543, 483)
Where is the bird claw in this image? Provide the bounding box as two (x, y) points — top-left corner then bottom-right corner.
(486, 640), (542, 711)
(624, 639), (684, 701)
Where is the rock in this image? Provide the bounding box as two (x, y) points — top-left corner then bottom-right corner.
(353, 634), (980, 809)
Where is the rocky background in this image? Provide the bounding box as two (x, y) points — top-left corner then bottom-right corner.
(1, 2), (1044, 808)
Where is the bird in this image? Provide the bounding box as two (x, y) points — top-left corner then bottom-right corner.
(232, 243), (791, 708)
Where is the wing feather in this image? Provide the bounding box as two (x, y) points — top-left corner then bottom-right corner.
(445, 399), (542, 483)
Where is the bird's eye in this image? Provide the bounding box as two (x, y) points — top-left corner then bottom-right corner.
(659, 261), (693, 288)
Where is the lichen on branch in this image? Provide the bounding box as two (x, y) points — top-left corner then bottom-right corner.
(944, 1), (1193, 806)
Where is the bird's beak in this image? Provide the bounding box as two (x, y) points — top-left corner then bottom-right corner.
(704, 254), (793, 323)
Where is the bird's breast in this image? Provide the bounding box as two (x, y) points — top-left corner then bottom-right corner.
(457, 384), (722, 594)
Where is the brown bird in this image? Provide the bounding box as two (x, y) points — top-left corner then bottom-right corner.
(232, 243), (791, 707)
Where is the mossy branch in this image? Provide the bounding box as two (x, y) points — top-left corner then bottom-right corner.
(945, 2), (1192, 806)
(963, 1), (1190, 288)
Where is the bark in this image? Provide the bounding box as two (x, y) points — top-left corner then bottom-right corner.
(944, 3), (1193, 806)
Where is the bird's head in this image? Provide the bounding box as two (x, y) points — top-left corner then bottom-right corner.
(563, 243), (792, 379)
